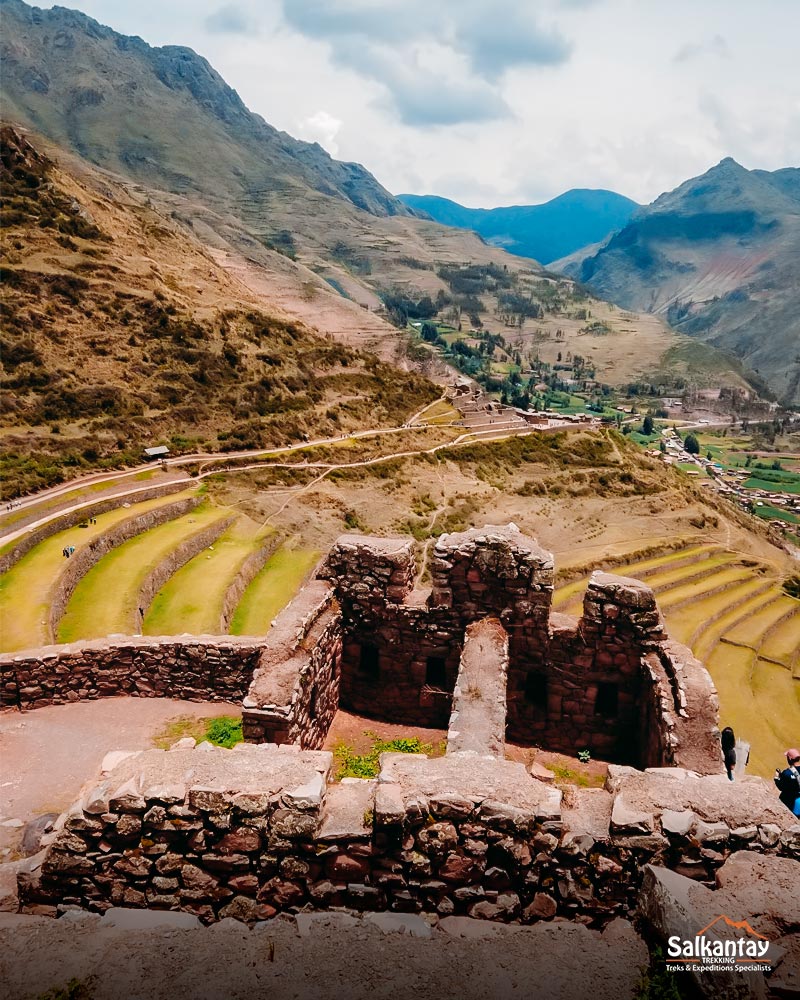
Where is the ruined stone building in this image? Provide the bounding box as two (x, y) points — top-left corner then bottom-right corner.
(4, 526), (798, 926)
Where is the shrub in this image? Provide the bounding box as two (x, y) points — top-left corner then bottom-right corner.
(205, 716), (243, 748)
(334, 732), (434, 779)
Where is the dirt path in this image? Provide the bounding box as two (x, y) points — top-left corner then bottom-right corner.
(0, 699), (237, 858)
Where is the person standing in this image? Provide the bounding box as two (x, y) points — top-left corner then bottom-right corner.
(720, 726), (736, 781)
(775, 750), (800, 816)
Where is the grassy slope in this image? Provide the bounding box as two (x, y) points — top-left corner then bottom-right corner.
(230, 545), (320, 636)
(0, 490), (197, 651)
(57, 503), (228, 641)
(143, 518), (267, 636)
(553, 544), (798, 776)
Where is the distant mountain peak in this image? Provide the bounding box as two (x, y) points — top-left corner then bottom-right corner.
(397, 188), (639, 264)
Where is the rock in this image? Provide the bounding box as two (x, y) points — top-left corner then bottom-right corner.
(100, 907), (201, 930)
(524, 892), (557, 920)
(638, 865), (768, 1000)
(364, 912), (432, 938)
(660, 809), (695, 837)
(527, 761), (555, 783)
(611, 795), (653, 835)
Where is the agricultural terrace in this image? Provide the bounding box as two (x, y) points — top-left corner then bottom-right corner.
(553, 544), (799, 778)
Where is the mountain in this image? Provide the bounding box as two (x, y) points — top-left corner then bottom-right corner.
(0, 0), (550, 362)
(555, 158), (800, 405)
(0, 0), (752, 406)
(0, 0), (410, 219)
(0, 123), (439, 496)
(397, 189), (639, 264)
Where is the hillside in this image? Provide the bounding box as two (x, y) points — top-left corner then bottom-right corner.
(555, 158), (800, 405)
(0, 124), (438, 497)
(0, 0), (549, 358)
(398, 189), (639, 264)
(0, 0), (762, 411)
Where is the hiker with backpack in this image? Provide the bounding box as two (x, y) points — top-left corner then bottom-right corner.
(720, 726), (737, 781)
(775, 749), (800, 816)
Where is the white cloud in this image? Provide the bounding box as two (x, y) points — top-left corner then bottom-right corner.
(296, 110), (342, 155)
(41, 0), (800, 206)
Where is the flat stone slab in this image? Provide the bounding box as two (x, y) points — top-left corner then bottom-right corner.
(608, 768), (794, 831)
(85, 744), (333, 812)
(318, 780), (375, 840)
(378, 753), (560, 820)
(562, 788), (613, 841)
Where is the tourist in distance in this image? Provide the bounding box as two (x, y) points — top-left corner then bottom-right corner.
(720, 726), (736, 781)
(774, 749), (800, 816)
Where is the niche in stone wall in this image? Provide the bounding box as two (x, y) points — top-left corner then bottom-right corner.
(524, 671), (548, 714)
(358, 643), (380, 681)
(425, 656), (447, 691)
(595, 681), (619, 718)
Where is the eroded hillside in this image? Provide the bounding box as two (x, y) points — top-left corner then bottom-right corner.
(0, 125), (437, 496)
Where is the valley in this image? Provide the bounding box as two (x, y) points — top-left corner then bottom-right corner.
(0, 2), (798, 970)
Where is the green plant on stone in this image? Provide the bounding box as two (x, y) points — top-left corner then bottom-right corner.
(333, 731), (433, 779)
(205, 716), (243, 749)
(577, 749), (591, 764)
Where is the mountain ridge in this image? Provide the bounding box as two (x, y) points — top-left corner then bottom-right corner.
(555, 158), (800, 404)
(398, 188), (639, 264)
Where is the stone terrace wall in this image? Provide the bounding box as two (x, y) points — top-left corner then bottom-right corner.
(19, 744), (800, 924)
(133, 517), (234, 632)
(219, 535), (282, 634)
(0, 636), (264, 710)
(242, 582), (342, 749)
(0, 481), (192, 574)
(47, 496), (202, 639)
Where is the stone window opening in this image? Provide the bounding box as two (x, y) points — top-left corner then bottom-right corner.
(309, 686), (318, 719)
(424, 656), (447, 691)
(358, 643), (380, 680)
(595, 681), (619, 718)
(524, 671), (547, 711)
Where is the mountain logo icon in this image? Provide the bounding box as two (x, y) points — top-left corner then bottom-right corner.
(696, 915), (769, 940)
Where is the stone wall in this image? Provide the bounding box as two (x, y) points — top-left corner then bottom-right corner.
(0, 481), (191, 574)
(446, 618), (508, 759)
(0, 636), (264, 710)
(18, 743), (800, 925)
(218, 535), (282, 634)
(133, 517), (235, 632)
(241, 582), (342, 749)
(47, 496), (202, 639)
(323, 527), (722, 772)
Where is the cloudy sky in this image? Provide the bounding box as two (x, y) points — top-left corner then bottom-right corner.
(43, 0), (800, 207)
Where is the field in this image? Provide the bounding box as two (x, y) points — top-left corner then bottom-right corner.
(0, 490), (198, 651)
(230, 545), (320, 635)
(143, 519), (271, 636)
(553, 544), (799, 777)
(57, 503), (229, 642)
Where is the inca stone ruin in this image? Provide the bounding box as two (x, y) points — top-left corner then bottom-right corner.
(2, 525), (799, 927)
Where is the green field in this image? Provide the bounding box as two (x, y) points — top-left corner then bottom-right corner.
(143, 519), (270, 636)
(0, 491), (198, 652)
(57, 502), (228, 642)
(230, 545), (320, 635)
(553, 543), (799, 776)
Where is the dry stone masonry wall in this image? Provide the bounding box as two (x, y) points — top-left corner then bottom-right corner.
(5, 522), (800, 927)
(47, 495), (202, 640)
(18, 743), (800, 925)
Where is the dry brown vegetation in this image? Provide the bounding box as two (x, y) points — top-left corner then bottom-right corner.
(0, 127), (438, 497)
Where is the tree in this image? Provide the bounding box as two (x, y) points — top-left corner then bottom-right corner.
(641, 414), (654, 435)
(420, 322), (438, 343)
(684, 433), (700, 455)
